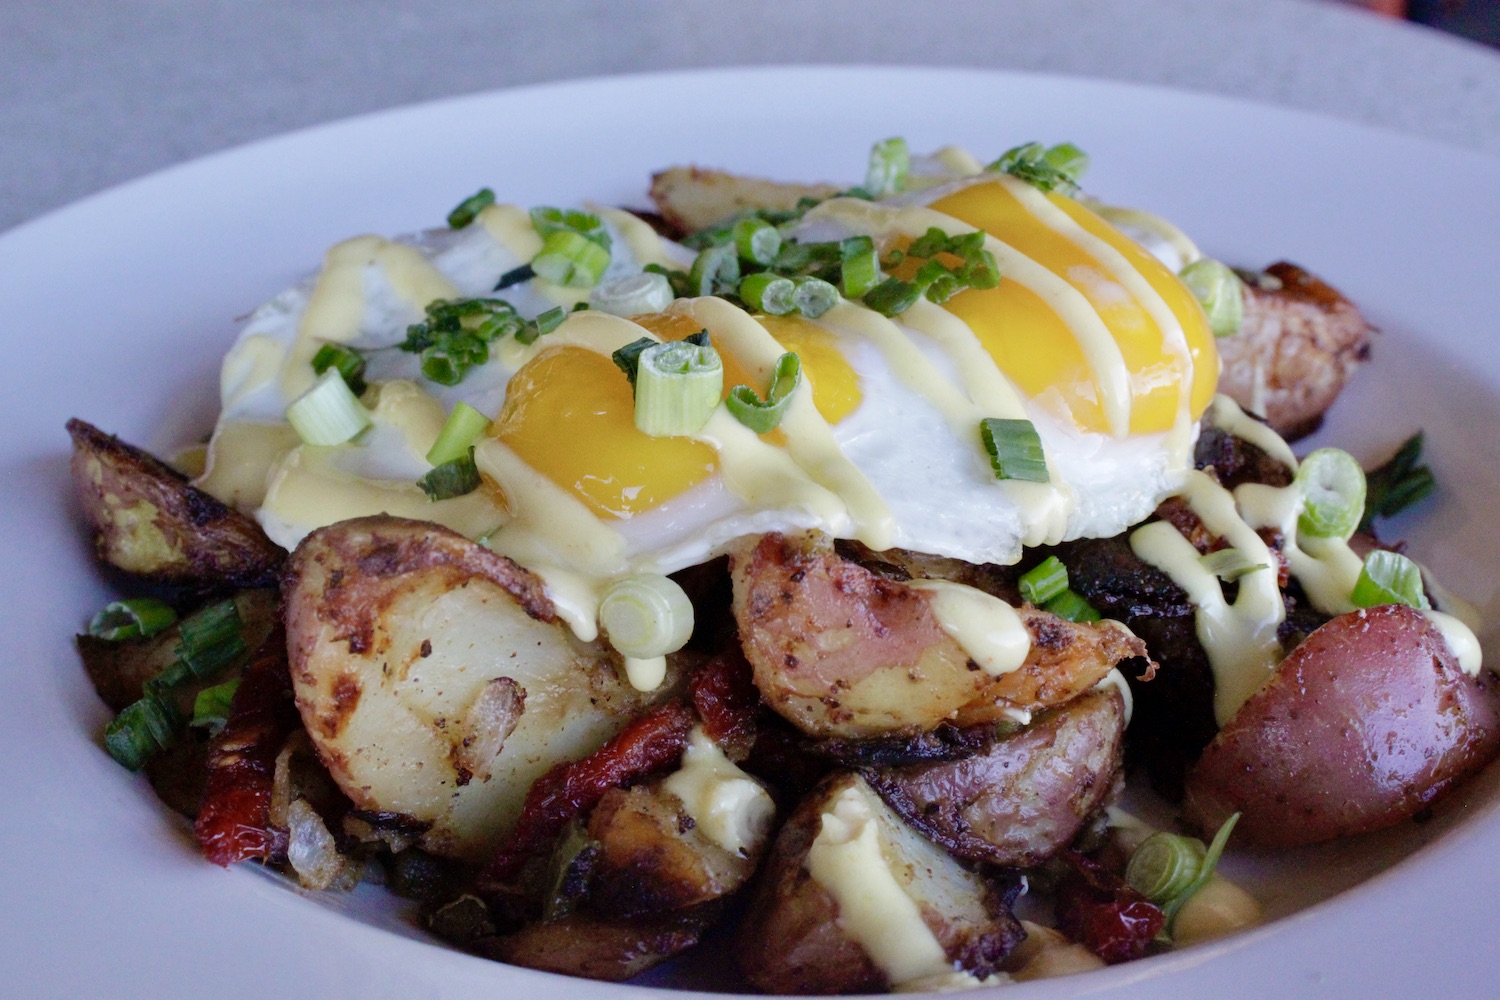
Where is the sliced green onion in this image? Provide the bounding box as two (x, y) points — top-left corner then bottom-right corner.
(865, 137), (910, 198)
(1043, 589), (1101, 623)
(840, 236), (880, 298)
(419, 448), (482, 501)
(1019, 557), (1069, 606)
(598, 575), (695, 660)
(104, 694), (180, 771)
(633, 340), (724, 437)
(88, 597), (177, 641)
(1296, 447), (1366, 541)
(494, 263), (535, 290)
(1200, 548), (1269, 583)
(529, 206), (609, 248)
(176, 599), (245, 679)
(427, 401), (492, 466)
(531, 230), (611, 288)
(1164, 813), (1240, 926)
(447, 188), (494, 229)
(1179, 259), (1245, 338)
(515, 305), (567, 345)
(1352, 550), (1430, 610)
(191, 677), (241, 734)
(612, 336), (656, 387)
(685, 330), (711, 348)
(739, 272), (797, 315)
(286, 369), (372, 446)
(988, 141), (1090, 194)
(689, 243), (740, 297)
(979, 418), (1049, 483)
(726, 352), (801, 434)
(792, 277), (839, 319)
(311, 343), (368, 396)
(1042, 142), (1090, 182)
(1360, 432), (1435, 531)
(863, 276), (922, 317)
(733, 217), (783, 266)
(590, 271), (675, 317)
(1126, 832), (1207, 904)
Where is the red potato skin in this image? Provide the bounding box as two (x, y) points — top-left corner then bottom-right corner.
(1184, 605), (1500, 848)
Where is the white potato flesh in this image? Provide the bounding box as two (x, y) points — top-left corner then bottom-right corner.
(285, 515), (661, 862)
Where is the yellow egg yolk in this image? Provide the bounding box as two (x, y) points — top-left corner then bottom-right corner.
(931, 178), (1218, 434)
(757, 314), (863, 425)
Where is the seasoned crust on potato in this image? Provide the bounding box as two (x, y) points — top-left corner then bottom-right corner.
(866, 687), (1126, 867)
(67, 418), (284, 588)
(736, 772), (1021, 994)
(729, 532), (1147, 739)
(478, 910), (712, 982)
(284, 515), (671, 862)
(649, 166), (840, 236)
(1217, 262), (1372, 440)
(1184, 604), (1500, 848)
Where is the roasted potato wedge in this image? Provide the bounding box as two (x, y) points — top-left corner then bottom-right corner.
(866, 687), (1125, 867)
(736, 772), (1021, 994)
(1218, 262), (1372, 440)
(478, 910), (712, 982)
(284, 515), (672, 862)
(730, 532), (1145, 739)
(66, 418), (284, 588)
(649, 166), (840, 236)
(1184, 605), (1500, 848)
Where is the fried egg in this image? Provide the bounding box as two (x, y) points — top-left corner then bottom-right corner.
(197, 159), (1218, 637)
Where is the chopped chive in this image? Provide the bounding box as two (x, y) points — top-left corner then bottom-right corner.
(599, 575), (696, 660)
(88, 597), (177, 642)
(1020, 557), (1069, 605)
(419, 447), (483, 501)
(176, 600), (245, 679)
(1164, 813), (1239, 928)
(190, 677), (241, 735)
(1200, 549), (1269, 583)
(532, 230), (611, 288)
(1351, 550), (1430, 610)
(987, 141), (1090, 194)
(739, 272), (797, 315)
(515, 306), (566, 345)
(633, 341), (724, 437)
(104, 694), (180, 771)
(311, 343), (368, 396)
(979, 418), (1049, 483)
(611, 337), (657, 387)
(494, 263), (536, 291)
(427, 401), (492, 466)
(1043, 589), (1101, 623)
(865, 137), (910, 198)
(733, 217), (783, 267)
(726, 352), (801, 434)
(863, 277), (922, 317)
(286, 369), (372, 446)
(1126, 832), (1207, 905)
(529, 206), (610, 248)
(447, 188), (495, 229)
(840, 237), (880, 298)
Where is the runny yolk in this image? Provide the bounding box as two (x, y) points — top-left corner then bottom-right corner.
(930, 178), (1217, 434)
(492, 344), (717, 520)
(756, 314), (863, 424)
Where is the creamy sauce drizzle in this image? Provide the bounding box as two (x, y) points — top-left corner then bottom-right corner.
(662, 727), (775, 856)
(907, 580), (1031, 676)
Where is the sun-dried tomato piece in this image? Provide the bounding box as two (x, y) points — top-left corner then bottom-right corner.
(194, 626), (299, 866)
(689, 649), (760, 759)
(1054, 850), (1165, 964)
(483, 701), (694, 885)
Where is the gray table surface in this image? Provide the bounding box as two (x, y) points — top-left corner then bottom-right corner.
(3, 0), (1500, 236)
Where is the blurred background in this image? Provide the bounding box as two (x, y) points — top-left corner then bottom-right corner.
(1340, 0), (1498, 44)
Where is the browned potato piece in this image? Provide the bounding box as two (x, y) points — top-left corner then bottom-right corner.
(866, 688), (1125, 867)
(479, 911), (710, 982)
(649, 166), (840, 236)
(66, 418), (284, 588)
(1217, 262), (1372, 440)
(736, 773), (1021, 994)
(730, 532), (1146, 739)
(1184, 605), (1500, 848)
(284, 515), (672, 862)
(588, 779), (768, 919)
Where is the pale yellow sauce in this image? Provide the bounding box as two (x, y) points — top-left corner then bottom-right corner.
(662, 727), (775, 856)
(906, 579), (1031, 676)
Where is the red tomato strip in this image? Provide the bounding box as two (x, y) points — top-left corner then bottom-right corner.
(1054, 850), (1165, 963)
(484, 701), (694, 884)
(689, 649), (760, 757)
(194, 627), (298, 866)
